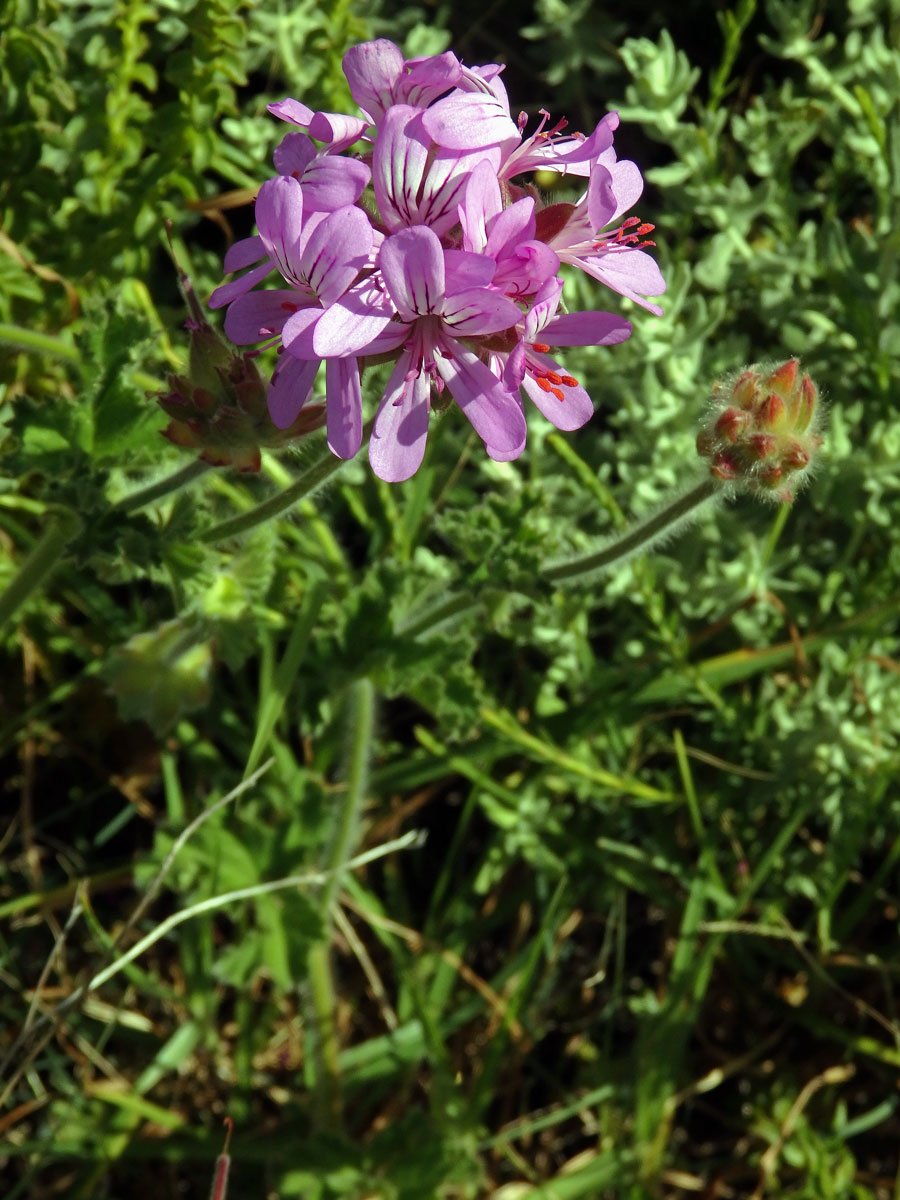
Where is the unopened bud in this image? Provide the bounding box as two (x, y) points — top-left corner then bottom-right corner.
(157, 324), (325, 472)
(155, 254), (325, 471)
(696, 358), (824, 502)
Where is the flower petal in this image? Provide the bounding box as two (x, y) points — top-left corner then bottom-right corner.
(421, 92), (519, 151)
(325, 358), (363, 459)
(256, 176), (305, 284)
(313, 278), (397, 357)
(369, 353), (431, 482)
(435, 341), (527, 453)
(267, 354), (319, 429)
(343, 39), (404, 123)
(300, 155), (371, 212)
(522, 353), (594, 431)
(268, 98), (315, 128)
(209, 259), (274, 310)
(378, 225), (445, 319)
(223, 236), (267, 274)
(302, 205), (373, 304)
(541, 310), (632, 347)
(577, 249), (666, 314)
(273, 132), (316, 177)
(441, 287), (522, 335)
(224, 290), (304, 344)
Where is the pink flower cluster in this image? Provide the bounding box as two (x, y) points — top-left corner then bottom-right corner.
(210, 39), (665, 481)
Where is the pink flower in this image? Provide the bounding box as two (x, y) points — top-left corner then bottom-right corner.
(315, 225), (527, 480)
(209, 37), (666, 480)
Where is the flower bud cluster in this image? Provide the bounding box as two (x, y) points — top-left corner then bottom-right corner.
(696, 359), (823, 502)
(158, 317), (324, 473)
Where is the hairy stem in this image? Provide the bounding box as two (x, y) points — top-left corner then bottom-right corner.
(199, 420), (375, 544)
(114, 459), (214, 514)
(543, 478), (719, 584)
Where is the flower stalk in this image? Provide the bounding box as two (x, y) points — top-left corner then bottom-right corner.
(543, 478), (719, 584)
(198, 419), (374, 544)
(114, 459), (214, 515)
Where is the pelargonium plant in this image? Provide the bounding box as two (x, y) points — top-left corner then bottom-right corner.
(210, 38), (665, 481)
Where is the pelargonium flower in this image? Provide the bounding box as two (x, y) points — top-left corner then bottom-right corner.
(313, 225), (527, 480)
(209, 36), (666, 481)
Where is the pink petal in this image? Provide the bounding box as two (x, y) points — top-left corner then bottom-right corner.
(256, 176), (305, 283)
(302, 205), (373, 305)
(522, 354), (594, 431)
(224, 290), (305, 344)
(523, 277), (564, 339)
(268, 98), (315, 128)
(267, 354), (319, 429)
(435, 342), (527, 453)
(421, 92), (519, 151)
(282, 306), (323, 358)
(306, 111), (370, 151)
(444, 249), (496, 291)
(343, 39), (404, 123)
(578, 249), (666, 314)
(542, 310), (632, 347)
(441, 287), (522, 335)
(459, 159), (501, 253)
(299, 155), (371, 212)
(398, 51), (461, 108)
(600, 156), (645, 224)
(586, 163), (618, 231)
(369, 354), (431, 482)
(223, 236), (267, 273)
(209, 259), (274, 310)
(325, 358), (363, 459)
(313, 278), (397, 357)
(378, 225), (445, 319)
(273, 132), (316, 177)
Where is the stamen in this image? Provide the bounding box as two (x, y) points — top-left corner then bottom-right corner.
(592, 215), (656, 253)
(530, 342), (550, 353)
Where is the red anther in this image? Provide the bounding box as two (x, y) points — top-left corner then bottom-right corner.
(546, 370), (562, 384)
(551, 386), (565, 401)
(530, 342), (551, 353)
(621, 216), (641, 229)
(560, 375), (578, 388)
(536, 378), (552, 392)
(636, 223), (655, 235)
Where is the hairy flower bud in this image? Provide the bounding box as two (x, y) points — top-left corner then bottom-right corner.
(157, 299), (325, 472)
(696, 359), (824, 501)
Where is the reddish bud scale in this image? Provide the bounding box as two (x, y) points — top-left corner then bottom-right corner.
(157, 317), (326, 472)
(696, 358), (824, 502)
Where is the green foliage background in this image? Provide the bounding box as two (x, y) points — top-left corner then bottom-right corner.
(2, 0), (900, 1196)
